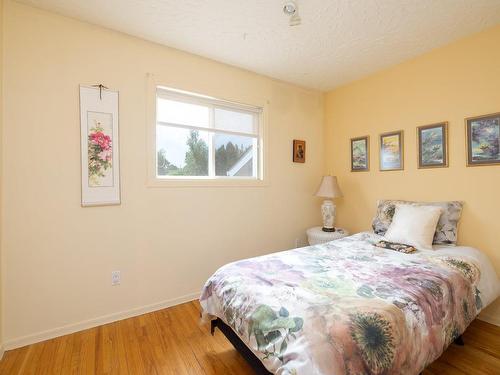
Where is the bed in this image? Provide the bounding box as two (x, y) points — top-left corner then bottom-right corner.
(200, 232), (499, 375)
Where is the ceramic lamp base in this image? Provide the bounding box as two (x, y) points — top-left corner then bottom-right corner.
(320, 199), (336, 232)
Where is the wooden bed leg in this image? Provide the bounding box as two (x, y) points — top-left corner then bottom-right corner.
(210, 319), (217, 335)
(454, 335), (464, 346)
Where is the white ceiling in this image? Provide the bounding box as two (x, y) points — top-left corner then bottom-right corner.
(18, 0), (500, 91)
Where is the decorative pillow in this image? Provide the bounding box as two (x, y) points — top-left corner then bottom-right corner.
(375, 240), (417, 254)
(372, 200), (463, 245)
(384, 205), (443, 250)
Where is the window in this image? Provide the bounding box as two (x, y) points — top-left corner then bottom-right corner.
(155, 87), (263, 180)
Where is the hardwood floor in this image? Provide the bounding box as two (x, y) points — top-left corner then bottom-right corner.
(0, 301), (499, 374)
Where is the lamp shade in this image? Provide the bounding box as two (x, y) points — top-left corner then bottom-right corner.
(315, 175), (343, 198)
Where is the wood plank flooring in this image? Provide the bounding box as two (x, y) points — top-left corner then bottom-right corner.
(0, 301), (498, 374)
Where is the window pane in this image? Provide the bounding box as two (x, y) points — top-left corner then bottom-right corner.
(214, 108), (256, 134)
(157, 126), (209, 176)
(157, 97), (209, 127)
(214, 134), (255, 177)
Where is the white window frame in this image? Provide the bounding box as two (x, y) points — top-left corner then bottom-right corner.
(147, 74), (268, 187)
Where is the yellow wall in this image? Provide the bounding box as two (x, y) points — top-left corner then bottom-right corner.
(325, 24), (500, 323)
(2, 0), (500, 349)
(0, 0), (4, 356)
(2, 1), (324, 347)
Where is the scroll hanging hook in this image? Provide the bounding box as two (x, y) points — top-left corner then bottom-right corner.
(91, 84), (109, 100)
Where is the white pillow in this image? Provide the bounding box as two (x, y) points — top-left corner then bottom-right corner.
(384, 204), (443, 251)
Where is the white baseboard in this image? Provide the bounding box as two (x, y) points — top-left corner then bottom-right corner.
(478, 311), (500, 326)
(6, 291), (495, 352)
(4, 291), (200, 351)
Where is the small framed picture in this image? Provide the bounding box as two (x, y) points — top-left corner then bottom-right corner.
(350, 136), (369, 171)
(417, 122), (448, 168)
(466, 113), (500, 167)
(379, 130), (404, 171)
(293, 140), (306, 163)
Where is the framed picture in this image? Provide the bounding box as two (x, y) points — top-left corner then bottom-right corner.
(350, 136), (369, 171)
(293, 140), (306, 163)
(466, 112), (500, 166)
(417, 122), (448, 168)
(79, 86), (121, 206)
(379, 130), (404, 171)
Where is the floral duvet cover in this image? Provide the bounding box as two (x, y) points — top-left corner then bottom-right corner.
(200, 233), (488, 375)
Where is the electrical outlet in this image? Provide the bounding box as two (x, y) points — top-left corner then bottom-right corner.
(111, 270), (121, 286)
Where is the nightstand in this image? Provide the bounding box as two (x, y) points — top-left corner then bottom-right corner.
(306, 227), (349, 245)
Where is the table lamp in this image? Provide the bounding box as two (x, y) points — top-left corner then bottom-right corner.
(315, 175), (343, 232)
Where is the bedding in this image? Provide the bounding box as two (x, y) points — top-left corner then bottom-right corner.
(200, 232), (499, 375)
(372, 200), (463, 245)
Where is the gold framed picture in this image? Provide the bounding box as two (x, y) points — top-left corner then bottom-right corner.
(293, 140), (306, 163)
(350, 136), (369, 172)
(417, 122), (448, 168)
(379, 130), (404, 171)
(465, 112), (500, 167)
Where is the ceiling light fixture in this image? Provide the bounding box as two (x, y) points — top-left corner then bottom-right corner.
(283, 1), (301, 26)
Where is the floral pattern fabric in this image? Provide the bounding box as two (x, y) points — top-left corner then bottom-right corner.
(372, 200), (463, 245)
(200, 232), (483, 375)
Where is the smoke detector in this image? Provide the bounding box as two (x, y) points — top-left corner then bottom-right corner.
(283, 1), (301, 26)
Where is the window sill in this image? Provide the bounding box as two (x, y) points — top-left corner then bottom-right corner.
(146, 177), (269, 188)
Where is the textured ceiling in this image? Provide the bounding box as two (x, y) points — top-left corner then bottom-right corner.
(17, 0), (500, 91)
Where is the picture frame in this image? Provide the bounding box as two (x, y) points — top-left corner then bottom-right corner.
(465, 112), (500, 167)
(350, 136), (370, 171)
(79, 86), (121, 206)
(417, 122), (448, 168)
(379, 130), (404, 171)
(293, 140), (306, 163)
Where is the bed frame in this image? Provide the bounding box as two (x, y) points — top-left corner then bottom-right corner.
(211, 318), (272, 375)
(210, 317), (465, 375)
